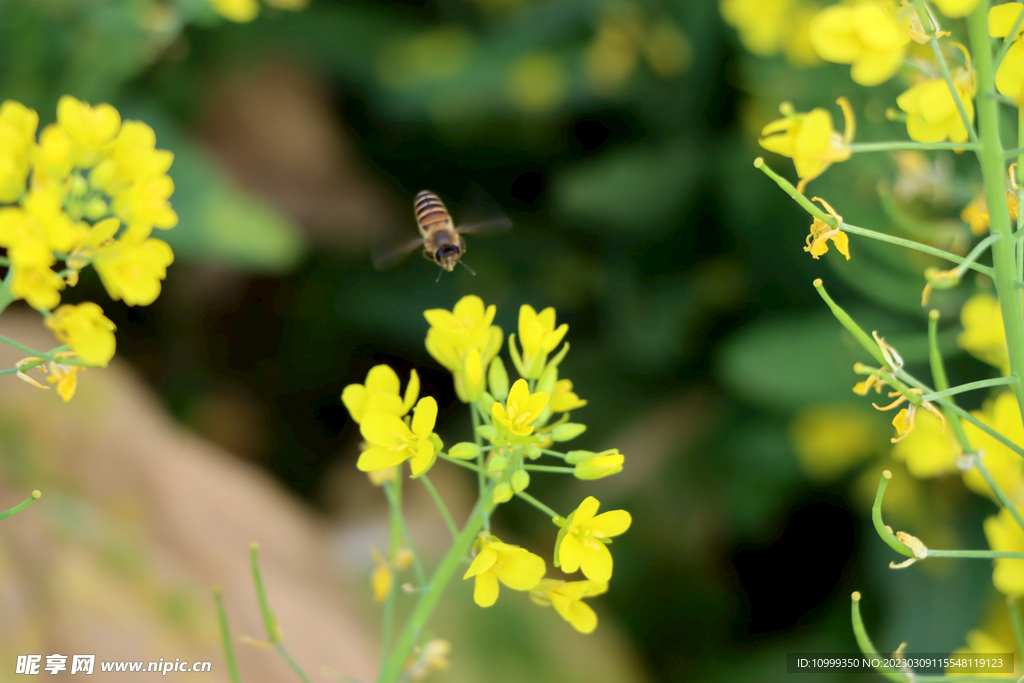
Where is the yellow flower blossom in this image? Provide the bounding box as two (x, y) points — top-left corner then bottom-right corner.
(370, 547), (392, 602)
(491, 379), (549, 437)
(990, 3), (1024, 99)
(93, 234), (174, 306)
(896, 69), (975, 143)
(0, 101), (38, 202)
(570, 450), (625, 480)
(55, 96), (121, 169)
(91, 121), (174, 192)
(983, 506), (1024, 595)
(462, 533), (546, 607)
(6, 241), (65, 311)
(211, 0), (259, 22)
(719, 0), (793, 58)
(424, 295), (503, 403)
(759, 99), (855, 193)
(342, 365), (420, 424)
(958, 293), (1011, 374)
(555, 496), (631, 582)
(804, 197), (850, 260)
(808, 1), (910, 86)
(963, 393), (1024, 502)
(790, 406), (878, 481)
(530, 578), (608, 633)
(550, 379), (587, 413)
(112, 175), (178, 241)
(891, 409), (961, 478)
(44, 302), (117, 367)
(32, 124), (74, 184)
(933, 0), (981, 18)
(357, 397), (438, 477)
(0, 186), (78, 254)
(515, 304), (569, 378)
(961, 195), (990, 235)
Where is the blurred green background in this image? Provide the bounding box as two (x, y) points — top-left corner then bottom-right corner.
(0, 0), (1012, 680)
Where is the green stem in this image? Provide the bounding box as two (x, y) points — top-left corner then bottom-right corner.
(539, 449), (568, 459)
(514, 491), (561, 520)
(250, 543), (315, 683)
(380, 474), (403, 663)
(470, 403), (489, 533)
(976, 457), (1024, 533)
(0, 490), (40, 521)
(928, 310), (973, 450)
(1005, 147), (1024, 159)
(848, 141), (978, 152)
(814, 280), (886, 366)
(1009, 598), (1024, 662)
(0, 271), (13, 316)
(914, 0), (979, 145)
(922, 376), (1018, 401)
(376, 493), (493, 683)
(850, 592), (907, 682)
(420, 475), (458, 540)
(383, 482), (428, 588)
(522, 464), (575, 473)
(0, 334), (48, 359)
(928, 549), (1024, 558)
(968, 3), (1024, 428)
(275, 643), (315, 683)
(436, 452), (485, 472)
(213, 588), (243, 683)
(952, 233), (1000, 280)
(872, 471), (916, 558)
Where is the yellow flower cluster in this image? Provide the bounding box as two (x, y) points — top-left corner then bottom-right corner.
(0, 97), (178, 400)
(209, 0), (308, 23)
(719, 0), (819, 66)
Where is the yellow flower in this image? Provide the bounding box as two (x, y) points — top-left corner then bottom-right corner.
(550, 379), (587, 413)
(949, 630), (1013, 674)
(505, 53), (568, 114)
(555, 496), (631, 582)
(0, 186), (78, 254)
(984, 506), (1024, 595)
(342, 365), (420, 424)
(424, 295), (503, 402)
(990, 3), (1024, 99)
(370, 547), (392, 602)
(719, 0), (793, 57)
(491, 379), (549, 436)
(804, 197), (850, 260)
(958, 293), (1010, 374)
(0, 101), (38, 202)
(759, 99), (855, 193)
(462, 533), (546, 607)
(210, 0), (259, 21)
(112, 175), (178, 241)
(91, 121), (174, 192)
(55, 95), (121, 169)
(515, 304), (568, 378)
(808, 1), (909, 86)
(790, 406), (878, 481)
(6, 241), (65, 311)
(891, 408), (961, 478)
(530, 578), (608, 633)
(44, 302), (117, 367)
(93, 235), (174, 307)
(933, 0), (980, 18)
(33, 124), (74, 184)
(357, 397), (438, 476)
(571, 450), (625, 480)
(963, 393), (1024, 502)
(46, 360), (80, 402)
(897, 70), (976, 144)
(961, 195), (990, 235)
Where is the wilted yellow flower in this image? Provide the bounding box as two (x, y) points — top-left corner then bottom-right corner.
(791, 406), (877, 480)
(958, 293), (1010, 374)
(462, 533), (545, 607)
(759, 100), (855, 193)
(804, 197), (850, 260)
(93, 235), (174, 307)
(492, 379), (549, 437)
(44, 302), (117, 367)
(56, 95), (120, 169)
(990, 3), (1024, 99)
(46, 360), (81, 402)
(424, 295), (503, 403)
(342, 365), (420, 424)
(809, 1), (910, 86)
(891, 409), (961, 478)
(555, 496), (631, 582)
(984, 506), (1024, 595)
(896, 69), (975, 143)
(357, 397), (438, 477)
(962, 393), (1024, 502)
(530, 578), (608, 633)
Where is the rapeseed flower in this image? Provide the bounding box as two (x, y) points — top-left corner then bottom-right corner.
(515, 304), (568, 379)
(990, 3), (1024, 100)
(0, 101), (38, 202)
(208, 0), (308, 23)
(983, 506), (1024, 595)
(759, 100), (854, 193)
(550, 379), (587, 413)
(958, 293), (1010, 374)
(405, 639), (451, 681)
(358, 397), (439, 477)
(93, 234), (174, 306)
(554, 496), (631, 582)
(370, 547), (393, 602)
(570, 450), (624, 480)
(933, 0), (980, 18)
(962, 393), (1024, 502)
(46, 360), (80, 402)
(530, 578), (608, 633)
(809, 1), (910, 86)
(804, 197), (850, 259)
(492, 379), (549, 437)
(462, 533), (545, 607)
(342, 365), (420, 424)
(424, 295), (503, 403)
(891, 409), (961, 478)
(872, 387), (946, 444)
(56, 95), (120, 169)
(896, 68), (975, 143)
(44, 303), (117, 367)
(6, 241), (65, 311)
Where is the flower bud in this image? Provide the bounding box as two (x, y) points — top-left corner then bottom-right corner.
(536, 364), (558, 396)
(492, 482), (514, 504)
(84, 197), (109, 221)
(488, 357), (509, 401)
(573, 452), (624, 480)
(524, 444), (542, 460)
(511, 469), (530, 492)
(551, 422), (587, 442)
(70, 174), (89, 197)
(475, 390), (495, 418)
(565, 449), (596, 465)
(475, 425), (498, 441)
(449, 442), (481, 460)
(487, 454), (509, 473)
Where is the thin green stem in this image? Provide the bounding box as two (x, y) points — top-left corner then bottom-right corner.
(1008, 598), (1024, 664)
(872, 472), (916, 558)
(250, 543), (315, 683)
(420, 475), (458, 540)
(0, 271), (13, 316)
(952, 233), (1000, 280)
(539, 449), (568, 459)
(928, 310), (973, 450)
(914, 0), (979, 145)
(928, 549), (1024, 558)
(437, 452), (484, 472)
(470, 403), (489, 533)
(275, 643), (315, 683)
(1017, 106), (1024, 280)
(522, 464), (575, 473)
(968, 2), (1024, 429)
(848, 141), (978, 152)
(376, 492), (493, 683)
(1006, 147), (1024, 159)
(814, 280), (886, 367)
(380, 474), (403, 663)
(850, 592), (907, 682)
(383, 482), (428, 588)
(514, 491), (561, 520)
(212, 588), (243, 683)
(922, 376), (1018, 401)
(0, 334), (48, 359)
(0, 490), (40, 521)
(976, 457), (1024, 533)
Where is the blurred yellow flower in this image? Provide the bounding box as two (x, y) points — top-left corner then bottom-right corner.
(983, 506), (1024, 595)
(342, 365), (420, 424)
(405, 639), (451, 681)
(516, 304), (568, 378)
(93, 235), (174, 307)
(896, 71), (975, 143)
(56, 95), (120, 169)
(550, 379), (587, 413)
(990, 3), (1024, 99)
(424, 295), (503, 403)
(44, 302), (117, 367)
(933, 0), (980, 18)
(809, 1), (909, 86)
(555, 496), (631, 582)
(759, 99), (854, 193)
(47, 360), (80, 403)
(720, 0), (794, 57)
(958, 293), (1010, 374)
(530, 578), (608, 633)
(462, 533), (545, 607)
(357, 397), (438, 477)
(644, 21), (692, 77)
(891, 409), (961, 478)
(790, 406), (878, 480)
(370, 547), (392, 603)
(963, 393), (1024, 502)
(210, 0), (259, 22)
(492, 379), (549, 436)
(0, 101), (38, 202)
(6, 241), (65, 311)
(962, 195), (989, 235)
(506, 53), (567, 114)
(33, 124), (74, 184)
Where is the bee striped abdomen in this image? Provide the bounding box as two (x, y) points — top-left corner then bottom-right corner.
(414, 190), (451, 232)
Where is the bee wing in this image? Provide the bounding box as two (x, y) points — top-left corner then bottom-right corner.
(457, 215), (513, 235)
(372, 236), (425, 271)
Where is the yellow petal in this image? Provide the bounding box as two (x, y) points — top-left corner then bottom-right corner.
(464, 544), (498, 578)
(565, 599), (598, 634)
(357, 446), (409, 472)
(558, 535), (582, 574)
(494, 550), (545, 590)
(589, 510), (632, 537)
(989, 3), (1024, 38)
(850, 46), (904, 86)
(365, 364), (400, 394)
(360, 411), (411, 446)
(578, 541), (614, 582)
(411, 396), (437, 437)
(809, 5), (861, 63)
(474, 570), (500, 607)
(409, 438), (436, 477)
(403, 369), (420, 413)
(573, 496), (601, 525)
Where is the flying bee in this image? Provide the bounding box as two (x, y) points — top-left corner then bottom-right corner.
(373, 189), (511, 279)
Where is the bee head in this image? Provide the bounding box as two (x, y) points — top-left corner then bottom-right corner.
(435, 245), (461, 271)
